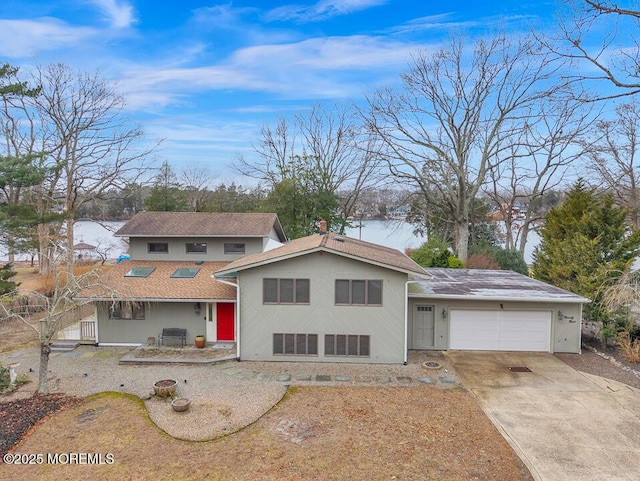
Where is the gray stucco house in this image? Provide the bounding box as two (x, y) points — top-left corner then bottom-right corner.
(79, 212), (588, 363)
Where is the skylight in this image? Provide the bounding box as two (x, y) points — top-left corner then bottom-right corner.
(125, 267), (155, 278)
(171, 268), (200, 278)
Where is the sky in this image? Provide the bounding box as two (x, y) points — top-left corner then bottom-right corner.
(1, 0), (566, 183)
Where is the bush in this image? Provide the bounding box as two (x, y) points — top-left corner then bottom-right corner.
(617, 332), (640, 363)
(468, 243), (529, 275)
(447, 256), (464, 269)
(466, 254), (500, 270)
(408, 238), (451, 268)
(0, 364), (10, 392)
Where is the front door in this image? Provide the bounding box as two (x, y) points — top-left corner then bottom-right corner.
(216, 303), (235, 341)
(413, 304), (435, 349)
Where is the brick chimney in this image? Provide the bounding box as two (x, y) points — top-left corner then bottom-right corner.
(319, 218), (327, 235)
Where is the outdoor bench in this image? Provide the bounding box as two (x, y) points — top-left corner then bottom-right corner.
(158, 328), (187, 347)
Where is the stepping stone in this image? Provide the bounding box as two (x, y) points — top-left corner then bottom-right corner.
(236, 370), (255, 379)
(439, 376), (458, 384)
(374, 376), (391, 383)
(315, 375), (331, 382)
(255, 373), (271, 382)
(295, 374), (312, 381)
(355, 375), (373, 383)
(276, 374), (291, 382)
(417, 377), (436, 384)
(335, 375), (350, 382)
(396, 376), (412, 384)
(8, 350), (24, 359)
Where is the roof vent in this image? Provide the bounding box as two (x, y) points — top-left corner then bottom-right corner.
(194, 260), (204, 265)
(334, 236), (345, 243)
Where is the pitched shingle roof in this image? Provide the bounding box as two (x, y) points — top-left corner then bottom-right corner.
(115, 211), (285, 240)
(76, 260), (237, 301)
(215, 232), (428, 277)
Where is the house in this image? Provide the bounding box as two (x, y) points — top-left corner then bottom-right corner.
(214, 233), (587, 363)
(78, 211), (286, 346)
(78, 211), (588, 363)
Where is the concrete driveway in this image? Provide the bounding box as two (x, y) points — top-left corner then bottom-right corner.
(445, 351), (640, 481)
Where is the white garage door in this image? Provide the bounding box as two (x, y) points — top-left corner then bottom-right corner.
(449, 309), (551, 351)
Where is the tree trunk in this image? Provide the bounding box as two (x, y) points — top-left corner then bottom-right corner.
(455, 221), (470, 264)
(38, 223), (51, 275)
(38, 343), (51, 394)
(66, 217), (75, 275)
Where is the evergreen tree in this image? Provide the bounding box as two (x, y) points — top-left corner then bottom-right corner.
(144, 161), (190, 211)
(532, 180), (640, 323)
(0, 263), (19, 295)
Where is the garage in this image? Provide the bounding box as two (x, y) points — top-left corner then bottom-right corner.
(449, 309), (551, 351)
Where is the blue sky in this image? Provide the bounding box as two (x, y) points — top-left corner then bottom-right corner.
(1, 0), (561, 182)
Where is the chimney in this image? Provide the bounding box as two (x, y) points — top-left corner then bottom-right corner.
(319, 218), (327, 235)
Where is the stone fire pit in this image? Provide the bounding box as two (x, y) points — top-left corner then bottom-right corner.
(153, 379), (177, 398)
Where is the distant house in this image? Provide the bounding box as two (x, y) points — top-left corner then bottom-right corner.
(78, 211), (588, 362)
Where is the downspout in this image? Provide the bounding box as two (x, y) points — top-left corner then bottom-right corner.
(404, 280), (420, 365)
(216, 278), (241, 361)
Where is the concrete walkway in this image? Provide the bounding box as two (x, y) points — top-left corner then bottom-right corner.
(445, 351), (640, 481)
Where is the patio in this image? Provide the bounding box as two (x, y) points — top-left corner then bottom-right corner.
(120, 343), (237, 364)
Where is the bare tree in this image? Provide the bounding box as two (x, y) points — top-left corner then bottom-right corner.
(180, 166), (214, 212)
(485, 90), (596, 255)
(0, 264), (114, 394)
(363, 33), (564, 262)
(548, 0), (640, 99)
(582, 100), (640, 228)
(236, 102), (382, 220)
(33, 63), (157, 274)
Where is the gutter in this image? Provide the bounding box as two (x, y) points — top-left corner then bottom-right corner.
(216, 278), (241, 361)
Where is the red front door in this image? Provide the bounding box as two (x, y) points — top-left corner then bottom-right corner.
(216, 303), (235, 341)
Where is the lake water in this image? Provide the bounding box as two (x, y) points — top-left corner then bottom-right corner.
(1, 218), (538, 263)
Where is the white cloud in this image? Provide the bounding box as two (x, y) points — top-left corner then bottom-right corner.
(89, 0), (136, 29)
(118, 36), (429, 109)
(266, 0), (387, 23)
(0, 18), (96, 57)
(115, 34), (424, 109)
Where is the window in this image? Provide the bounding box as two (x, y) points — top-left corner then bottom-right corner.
(186, 243), (207, 254)
(224, 243), (245, 254)
(335, 280), (383, 305)
(325, 334), (370, 357)
(170, 268), (200, 278)
(109, 301), (145, 320)
(273, 333), (318, 356)
(263, 278), (310, 304)
(124, 267), (155, 278)
(148, 242), (168, 253)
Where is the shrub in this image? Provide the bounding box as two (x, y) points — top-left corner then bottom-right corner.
(408, 238), (451, 268)
(0, 364), (10, 392)
(468, 243), (528, 275)
(616, 332), (640, 363)
(466, 254), (500, 270)
(447, 256), (464, 269)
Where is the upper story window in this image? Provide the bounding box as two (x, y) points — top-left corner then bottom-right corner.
(148, 242), (168, 254)
(335, 279), (383, 306)
(186, 242), (207, 254)
(224, 243), (245, 255)
(263, 278), (310, 304)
